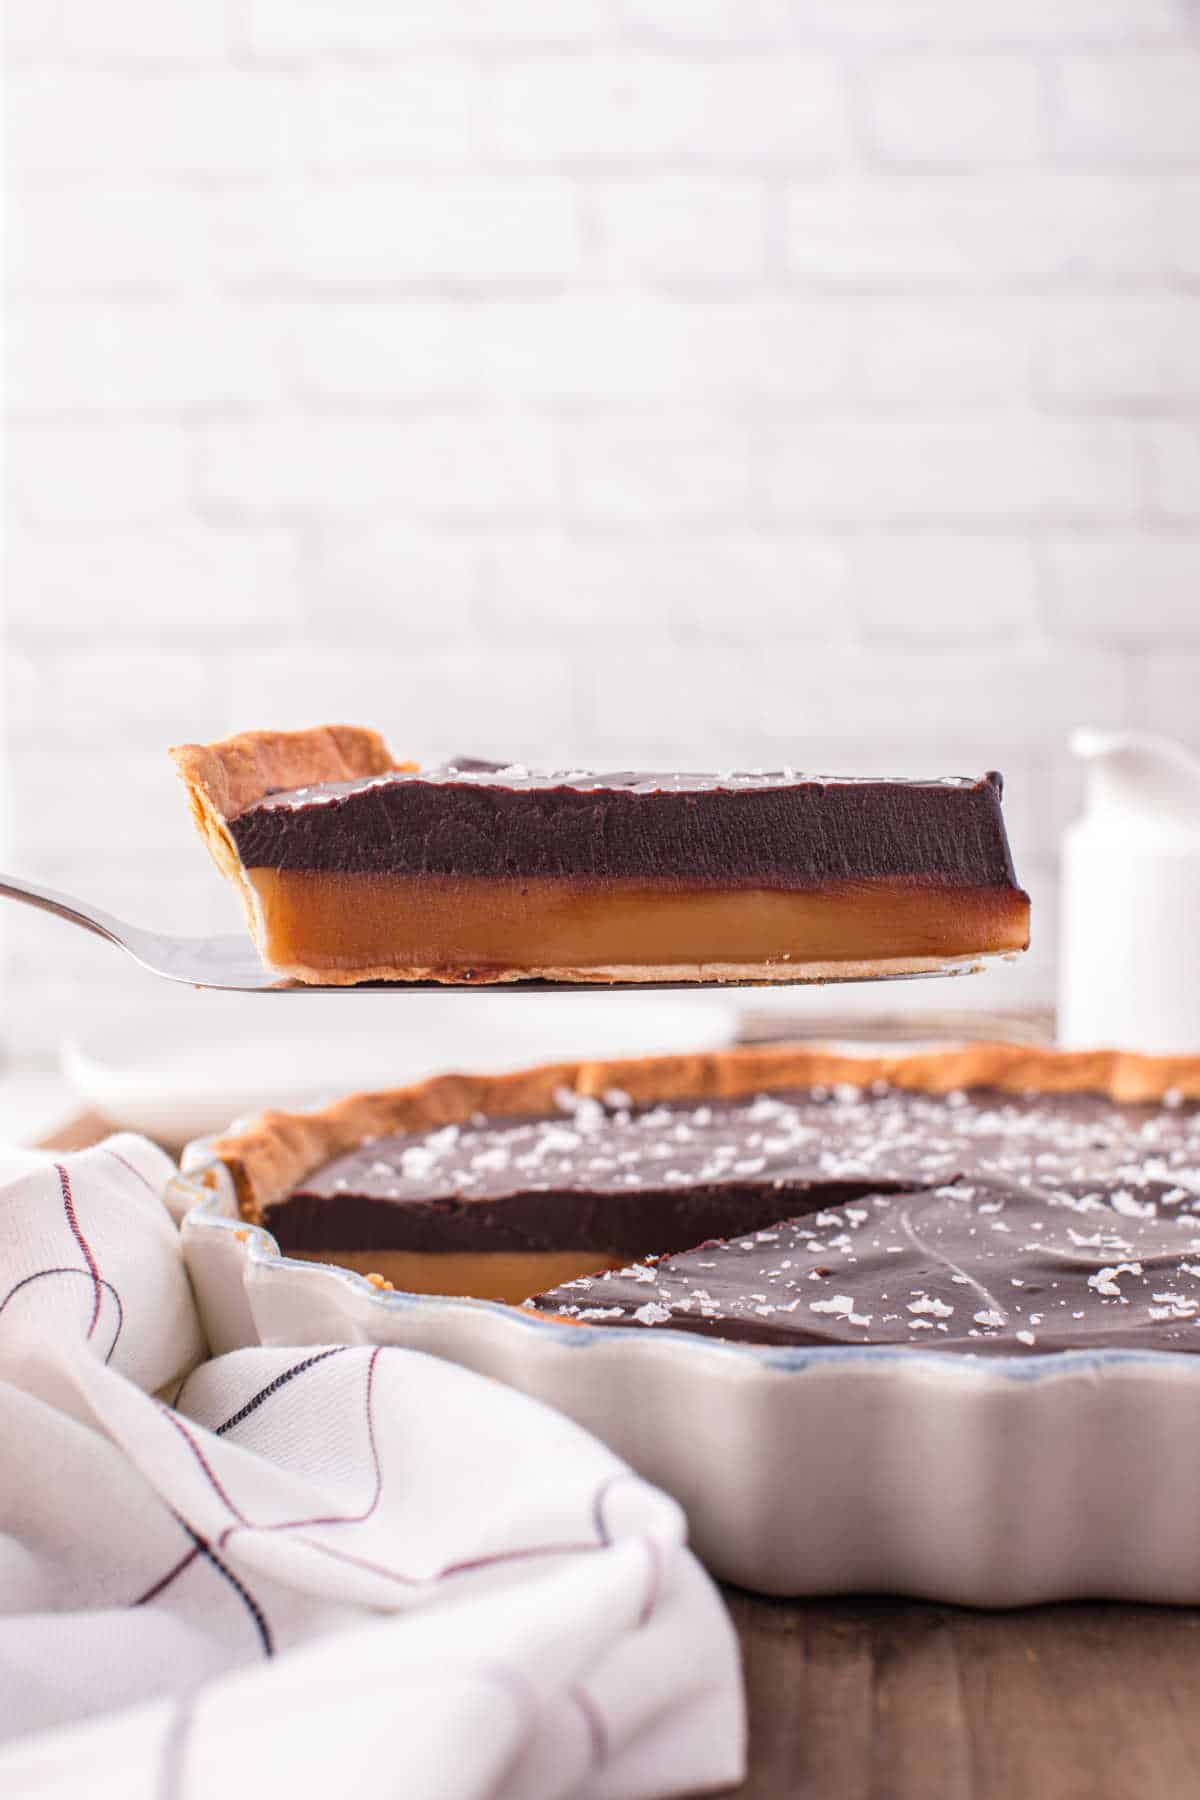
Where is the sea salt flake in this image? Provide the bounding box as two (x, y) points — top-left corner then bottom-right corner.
(1088, 1261), (1143, 1298)
(632, 1302), (672, 1326)
(908, 1295), (953, 1319)
(1151, 1291), (1198, 1313)
(471, 1147), (511, 1174)
(399, 1146), (437, 1178)
(553, 1087), (605, 1130)
(1110, 1189), (1157, 1219)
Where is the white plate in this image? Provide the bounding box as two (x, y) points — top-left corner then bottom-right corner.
(62, 991), (737, 1144)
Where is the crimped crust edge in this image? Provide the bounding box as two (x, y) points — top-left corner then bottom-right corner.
(169, 724), (406, 823)
(209, 1041), (1200, 1224)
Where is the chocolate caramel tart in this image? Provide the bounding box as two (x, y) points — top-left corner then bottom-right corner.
(209, 1046), (1200, 1346)
(170, 726), (1030, 986)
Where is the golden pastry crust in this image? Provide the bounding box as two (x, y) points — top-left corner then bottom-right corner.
(170, 724), (407, 823)
(210, 1041), (1200, 1224)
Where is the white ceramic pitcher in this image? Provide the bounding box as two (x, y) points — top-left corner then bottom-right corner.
(1059, 728), (1200, 1053)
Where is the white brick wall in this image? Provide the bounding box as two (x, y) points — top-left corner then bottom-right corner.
(864, 55), (1044, 163)
(6, 3), (1200, 1057)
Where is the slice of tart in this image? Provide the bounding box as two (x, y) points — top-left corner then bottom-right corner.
(207, 1044), (1200, 1351)
(528, 1175), (1200, 1353)
(170, 726), (1030, 987)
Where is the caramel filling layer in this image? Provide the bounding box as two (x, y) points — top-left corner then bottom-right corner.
(245, 871), (1030, 980)
(286, 1246), (622, 1305)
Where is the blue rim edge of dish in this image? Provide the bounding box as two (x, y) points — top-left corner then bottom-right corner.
(177, 1166), (1200, 1384)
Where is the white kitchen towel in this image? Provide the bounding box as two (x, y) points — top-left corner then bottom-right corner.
(0, 1135), (745, 1799)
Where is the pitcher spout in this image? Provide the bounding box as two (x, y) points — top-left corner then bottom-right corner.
(1070, 728), (1200, 830)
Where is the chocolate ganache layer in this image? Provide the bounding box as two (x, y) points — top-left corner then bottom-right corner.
(531, 1175), (1200, 1353)
(269, 1080), (1200, 1352)
(270, 1087), (925, 1259)
(229, 762), (1021, 889)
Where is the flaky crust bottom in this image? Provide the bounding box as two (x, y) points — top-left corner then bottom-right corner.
(210, 1041), (1200, 1225)
(259, 952), (995, 987)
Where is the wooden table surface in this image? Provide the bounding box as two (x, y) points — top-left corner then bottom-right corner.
(724, 1590), (1200, 1799)
(43, 1109), (1200, 1800)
